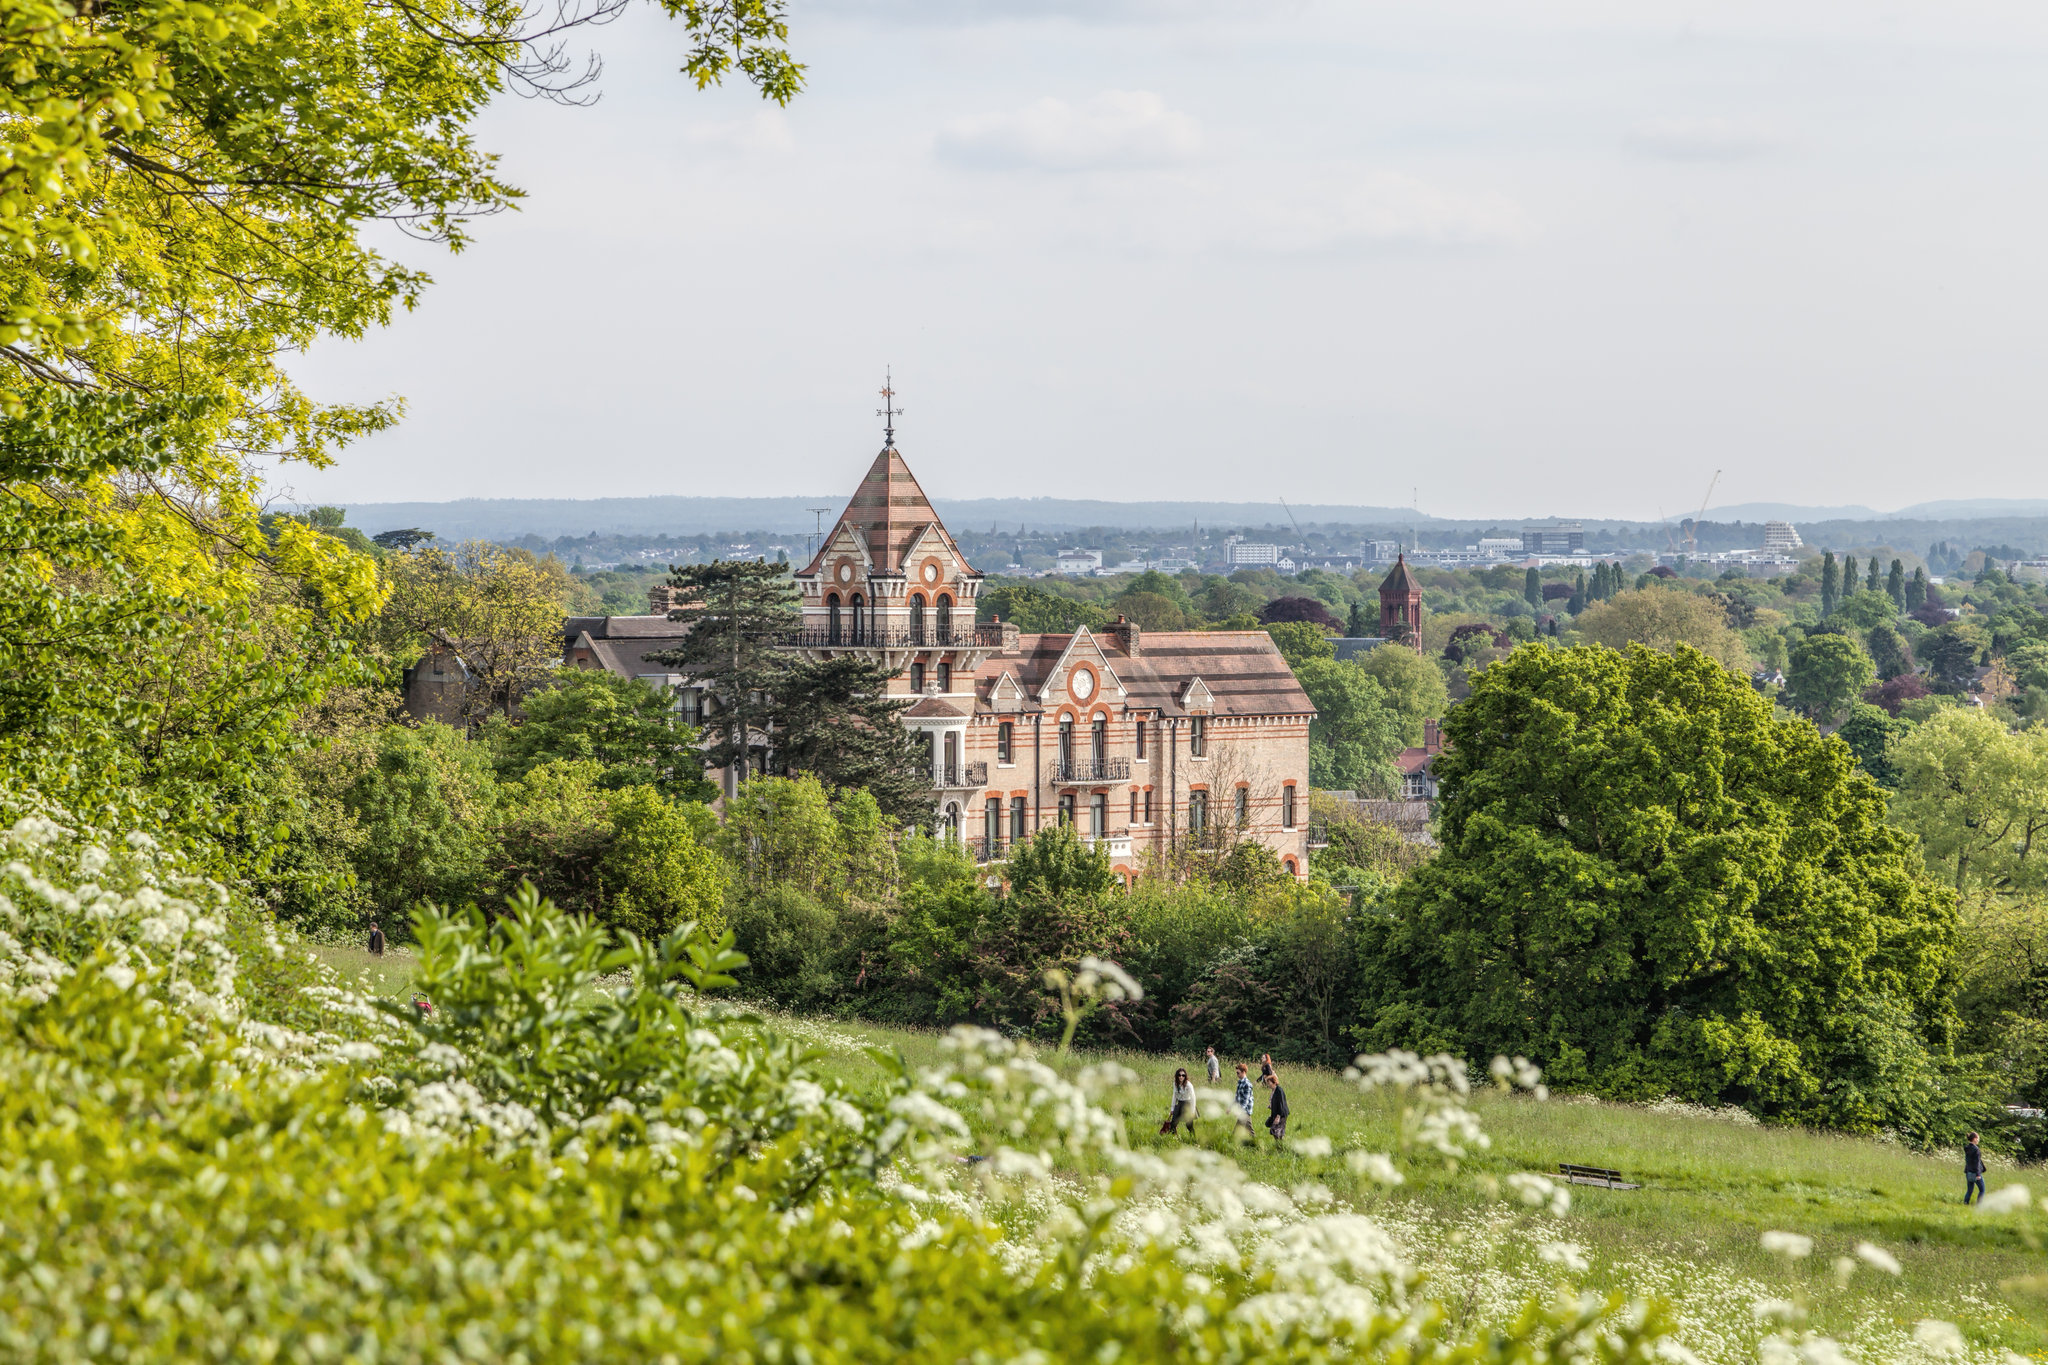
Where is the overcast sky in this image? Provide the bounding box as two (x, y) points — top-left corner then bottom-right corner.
(278, 0), (2048, 521)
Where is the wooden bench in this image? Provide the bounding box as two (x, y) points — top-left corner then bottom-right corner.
(1558, 1162), (1640, 1190)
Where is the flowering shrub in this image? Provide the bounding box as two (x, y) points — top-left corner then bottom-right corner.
(0, 809), (2001, 1362)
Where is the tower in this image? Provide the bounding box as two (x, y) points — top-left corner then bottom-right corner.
(1378, 554), (1423, 652)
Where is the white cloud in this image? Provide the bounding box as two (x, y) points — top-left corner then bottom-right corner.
(935, 91), (1200, 172)
(683, 111), (796, 156)
(1233, 172), (1533, 253)
(1628, 117), (1781, 162)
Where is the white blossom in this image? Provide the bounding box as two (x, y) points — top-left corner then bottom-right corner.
(1759, 1230), (1813, 1260)
(1976, 1183), (2032, 1214)
(1913, 1320), (1967, 1356)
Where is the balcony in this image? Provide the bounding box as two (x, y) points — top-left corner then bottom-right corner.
(1307, 823), (1329, 848)
(1083, 827), (1134, 860)
(1052, 756), (1131, 784)
(966, 835), (1006, 864)
(779, 624), (1007, 650)
(937, 760), (989, 789)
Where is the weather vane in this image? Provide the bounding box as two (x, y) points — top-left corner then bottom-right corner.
(877, 368), (903, 446)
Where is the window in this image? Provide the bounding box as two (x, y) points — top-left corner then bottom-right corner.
(984, 799), (1001, 851)
(1058, 793), (1076, 825)
(1189, 791), (1208, 832)
(1235, 787), (1249, 827)
(1090, 792), (1107, 837)
(911, 594), (926, 645)
(1091, 716), (1106, 767)
(1129, 790), (1137, 824)
(936, 594), (953, 643)
(937, 661), (951, 692)
(1143, 789), (1153, 824)
(827, 595), (842, 645)
(943, 731), (959, 786)
(1058, 717), (1074, 771)
(850, 594), (865, 644)
(1010, 796), (1028, 842)
(1282, 785), (1296, 829)
(910, 661), (925, 693)
(1189, 716), (1206, 757)
(678, 687), (702, 727)
(1135, 720), (1146, 760)
(997, 721), (1013, 764)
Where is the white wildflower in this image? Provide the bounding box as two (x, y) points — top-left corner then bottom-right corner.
(1505, 1172), (1570, 1216)
(1976, 1184), (2031, 1214)
(1799, 1337), (1852, 1365)
(1759, 1230), (1813, 1260)
(1912, 1320), (1966, 1356)
(1345, 1151), (1404, 1186)
(1289, 1135), (1333, 1158)
(783, 1078), (825, 1116)
(1539, 1241), (1589, 1273)
(100, 962), (136, 991)
(1854, 1241), (1901, 1275)
(1752, 1299), (1801, 1324)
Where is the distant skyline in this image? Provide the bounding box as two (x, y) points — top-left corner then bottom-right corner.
(277, 1), (2048, 520)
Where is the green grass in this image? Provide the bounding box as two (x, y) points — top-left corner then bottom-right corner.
(301, 950), (2047, 1357)
(310, 942), (419, 1000)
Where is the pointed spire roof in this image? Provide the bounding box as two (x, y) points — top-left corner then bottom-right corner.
(1379, 553), (1419, 596)
(804, 446), (971, 576)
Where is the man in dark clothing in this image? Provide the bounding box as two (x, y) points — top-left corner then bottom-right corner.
(1964, 1131), (1985, 1205)
(1264, 1073), (1289, 1144)
(367, 922), (386, 956)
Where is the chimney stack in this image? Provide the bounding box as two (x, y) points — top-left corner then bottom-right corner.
(1108, 614), (1142, 656)
(648, 584), (679, 617)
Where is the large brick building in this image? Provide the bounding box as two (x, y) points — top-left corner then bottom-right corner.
(784, 440), (1317, 882)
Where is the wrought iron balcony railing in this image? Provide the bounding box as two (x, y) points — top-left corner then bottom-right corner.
(966, 836), (1006, 864)
(935, 761), (989, 789)
(1052, 756), (1131, 784)
(1306, 823), (1329, 848)
(778, 624), (1007, 650)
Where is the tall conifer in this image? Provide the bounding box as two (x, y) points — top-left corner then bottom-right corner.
(1887, 559), (1905, 609)
(1821, 550), (1839, 616)
(1525, 567), (1542, 611)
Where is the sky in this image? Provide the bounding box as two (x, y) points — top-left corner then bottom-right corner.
(278, 0), (2048, 521)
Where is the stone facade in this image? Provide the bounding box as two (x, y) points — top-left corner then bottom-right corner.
(787, 443), (1317, 882)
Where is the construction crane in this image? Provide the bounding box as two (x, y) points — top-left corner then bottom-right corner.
(1684, 470), (1722, 559)
(1657, 507), (1678, 554)
(1277, 494), (1305, 541)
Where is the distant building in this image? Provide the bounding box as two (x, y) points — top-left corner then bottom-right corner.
(1055, 549), (1102, 574)
(1762, 521), (1803, 554)
(1226, 541), (1282, 567)
(1364, 540), (1404, 563)
(1476, 537), (1524, 559)
(1396, 719), (1447, 801)
(1522, 523), (1585, 555)
(1378, 555), (1424, 653)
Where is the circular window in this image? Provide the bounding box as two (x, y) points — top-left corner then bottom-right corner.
(922, 561), (939, 583)
(836, 563), (853, 584)
(1070, 667), (1096, 701)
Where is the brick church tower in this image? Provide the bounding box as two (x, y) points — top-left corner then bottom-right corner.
(1378, 554), (1423, 652)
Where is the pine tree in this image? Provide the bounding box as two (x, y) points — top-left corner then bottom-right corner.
(1821, 550), (1839, 616)
(1886, 559), (1904, 608)
(773, 655), (936, 825)
(1840, 554), (1857, 599)
(1567, 571), (1586, 615)
(1905, 566), (1927, 612)
(1524, 567), (1542, 611)
(1591, 562), (1609, 601)
(647, 560), (799, 795)
(1865, 558), (1880, 593)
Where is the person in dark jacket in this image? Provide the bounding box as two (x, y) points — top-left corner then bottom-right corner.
(1165, 1067), (1198, 1137)
(1964, 1131), (1985, 1204)
(1264, 1072), (1289, 1144)
(367, 922), (385, 956)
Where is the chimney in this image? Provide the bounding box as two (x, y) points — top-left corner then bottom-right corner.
(647, 584), (678, 617)
(1108, 614), (1141, 656)
(993, 615), (1020, 649)
(1424, 718), (1442, 752)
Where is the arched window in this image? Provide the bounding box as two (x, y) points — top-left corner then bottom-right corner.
(910, 594), (927, 646)
(944, 803), (961, 843)
(1091, 716), (1106, 768)
(850, 594), (865, 644)
(827, 594), (842, 645)
(1189, 791), (1208, 832)
(1090, 792), (1107, 837)
(936, 594), (953, 644)
(984, 799), (1001, 854)
(1058, 717), (1074, 774)
(943, 731), (960, 786)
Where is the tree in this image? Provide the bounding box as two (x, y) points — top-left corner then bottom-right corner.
(1892, 711), (2048, 894)
(977, 584), (1112, 633)
(1294, 658), (1403, 795)
(1923, 623), (1986, 694)
(1566, 571), (1586, 614)
(1840, 555), (1858, 603)
(1865, 558), (1880, 593)
(601, 786), (729, 940)
(1836, 702), (1912, 789)
(1906, 567), (1929, 612)
(1784, 633), (1876, 721)
(1572, 589), (1750, 670)
(1115, 591), (1187, 631)
(1830, 590), (1897, 631)
(377, 542), (577, 722)
(773, 655), (934, 826)
(1887, 559), (1907, 610)
(336, 722), (501, 921)
(1863, 673), (1931, 716)
(1865, 623), (1914, 681)
(1356, 643), (1958, 1133)
(1821, 550), (1839, 616)
(374, 529), (437, 551)
(1346, 601), (1371, 637)
(720, 774), (848, 903)
(490, 667), (710, 800)
(1264, 621), (1335, 669)
(1355, 643), (1450, 747)
(648, 560), (797, 792)
(1258, 596), (1342, 631)
(1524, 567), (1542, 611)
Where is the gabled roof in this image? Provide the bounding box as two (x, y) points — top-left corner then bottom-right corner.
(970, 630), (1313, 719)
(1379, 554), (1419, 596)
(801, 447), (976, 578)
(903, 696), (967, 719)
(560, 614), (695, 677)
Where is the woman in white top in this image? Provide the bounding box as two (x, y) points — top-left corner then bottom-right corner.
(1165, 1067), (1198, 1137)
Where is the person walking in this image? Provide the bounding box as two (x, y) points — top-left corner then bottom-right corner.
(1233, 1061), (1255, 1129)
(1263, 1071), (1289, 1145)
(1205, 1046), (1222, 1083)
(1258, 1053), (1274, 1083)
(1964, 1131), (1985, 1204)
(367, 921), (385, 956)
(1164, 1067), (1198, 1138)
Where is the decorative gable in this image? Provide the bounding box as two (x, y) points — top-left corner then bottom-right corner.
(1034, 628), (1127, 707)
(989, 671), (1025, 713)
(1180, 677), (1215, 713)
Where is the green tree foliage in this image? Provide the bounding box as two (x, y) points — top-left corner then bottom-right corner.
(1906, 566), (1929, 612)
(1294, 658), (1403, 795)
(1830, 589), (1898, 632)
(489, 666), (710, 799)
(1836, 702), (1912, 789)
(1866, 623), (1914, 681)
(1923, 622), (1988, 693)
(1116, 591), (1188, 630)
(1891, 710), (2048, 894)
(650, 559), (796, 785)
(1785, 633), (1877, 721)
(1573, 589), (1750, 670)
(720, 774), (847, 902)
(1524, 566), (1542, 611)
(1821, 549), (1840, 617)
(335, 721), (500, 922)
(1887, 559), (1907, 609)
(1356, 644), (1959, 1134)
(1354, 644), (1449, 747)
(1346, 601), (1371, 636)
(1263, 621), (1335, 669)
(772, 654), (934, 825)
(375, 542), (581, 720)
(601, 785), (730, 939)
(977, 583), (1113, 632)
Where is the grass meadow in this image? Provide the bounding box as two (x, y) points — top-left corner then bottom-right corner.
(313, 946), (2048, 1362)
